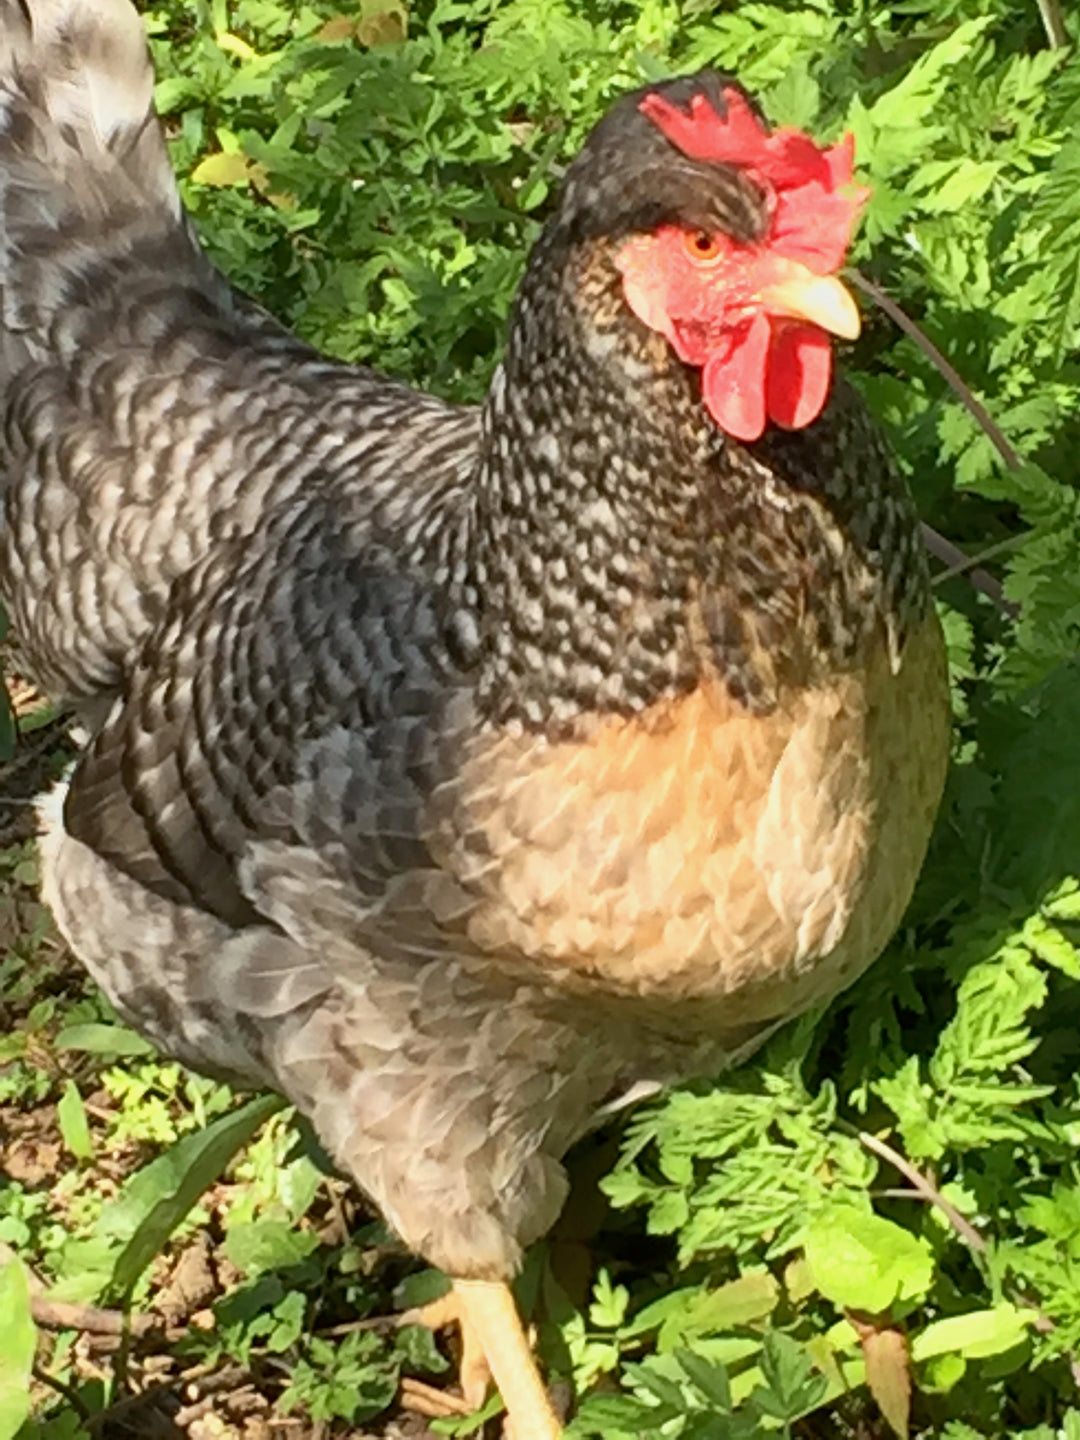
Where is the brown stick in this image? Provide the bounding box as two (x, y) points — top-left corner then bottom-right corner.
(849, 271), (1022, 472)
(29, 1296), (155, 1337)
(921, 522), (1014, 613)
(849, 271), (1027, 617)
(857, 1130), (987, 1253)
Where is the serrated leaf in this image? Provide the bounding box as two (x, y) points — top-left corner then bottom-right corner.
(657, 1273), (780, 1349)
(1023, 914), (1080, 978)
(568, 1391), (664, 1436)
(647, 1189), (689, 1234)
(862, 17), (993, 139)
(621, 1359), (685, 1411)
(754, 1330), (827, 1421)
(674, 1347), (733, 1411)
(914, 159), (1001, 214)
(589, 1269), (630, 1329)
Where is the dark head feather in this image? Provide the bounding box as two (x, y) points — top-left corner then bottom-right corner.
(554, 71), (771, 248)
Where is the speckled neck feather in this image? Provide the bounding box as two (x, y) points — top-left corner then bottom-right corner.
(458, 221), (929, 731)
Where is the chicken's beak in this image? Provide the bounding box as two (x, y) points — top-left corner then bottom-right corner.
(759, 262), (861, 340)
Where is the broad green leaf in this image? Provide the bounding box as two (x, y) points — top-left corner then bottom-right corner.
(215, 29), (259, 61)
(54, 1023), (156, 1058)
(910, 1306), (1033, 1364)
(655, 1273), (780, 1349)
(0, 1259), (35, 1440)
(804, 1208), (934, 1314)
(109, 1093), (283, 1299)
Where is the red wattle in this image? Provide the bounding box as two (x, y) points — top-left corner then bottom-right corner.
(702, 314), (770, 442)
(766, 323), (832, 430)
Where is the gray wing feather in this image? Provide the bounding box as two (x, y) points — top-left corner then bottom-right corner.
(1, 0), (480, 713)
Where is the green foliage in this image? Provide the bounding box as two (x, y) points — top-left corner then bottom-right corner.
(0, 1260), (35, 1440)
(8, 0), (1080, 1434)
(107, 1093), (284, 1300)
(278, 1328), (400, 1423)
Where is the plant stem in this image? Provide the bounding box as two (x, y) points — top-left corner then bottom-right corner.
(849, 270), (1021, 472)
(1037, 0), (1068, 48)
(856, 1130), (987, 1253)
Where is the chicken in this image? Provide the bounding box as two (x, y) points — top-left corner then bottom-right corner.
(0, 2), (951, 1435)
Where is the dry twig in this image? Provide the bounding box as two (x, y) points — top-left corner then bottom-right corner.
(29, 1296), (155, 1337)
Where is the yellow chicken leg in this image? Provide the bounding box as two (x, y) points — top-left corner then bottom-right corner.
(401, 1286), (493, 1413)
(401, 1279), (562, 1439)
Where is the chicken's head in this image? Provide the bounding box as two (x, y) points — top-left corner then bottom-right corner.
(560, 75), (868, 443)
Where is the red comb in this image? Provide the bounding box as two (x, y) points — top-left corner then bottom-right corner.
(639, 86), (868, 274)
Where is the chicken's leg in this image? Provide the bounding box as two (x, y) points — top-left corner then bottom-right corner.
(454, 1279), (562, 1440)
(401, 1279), (562, 1439)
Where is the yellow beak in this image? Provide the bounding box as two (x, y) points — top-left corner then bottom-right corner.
(758, 261), (861, 340)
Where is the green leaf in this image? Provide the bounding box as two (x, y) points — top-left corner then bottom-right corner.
(429, 1389), (504, 1434)
(865, 17), (993, 135)
(674, 1347), (733, 1412)
(54, 1023), (156, 1058)
(912, 159), (1001, 214)
(0, 1259), (35, 1440)
(57, 1080), (93, 1162)
(108, 1093), (283, 1299)
(190, 150), (257, 186)
(224, 1217), (320, 1275)
(910, 1306), (1034, 1364)
(621, 1359), (685, 1412)
(753, 1330), (828, 1422)
(567, 1392), (665, 1436)
(650, 1273), (780, 1350)
(803, 1207), (934, 1314)
(589, 1269), (630, 1329)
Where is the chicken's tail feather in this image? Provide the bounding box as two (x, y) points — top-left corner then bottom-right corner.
(0, 0), (203, 352)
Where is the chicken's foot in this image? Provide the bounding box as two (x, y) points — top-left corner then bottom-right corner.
(400, 1279), (562, 1440)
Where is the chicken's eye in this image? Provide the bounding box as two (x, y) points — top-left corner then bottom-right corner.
(684, 231), (723, 262)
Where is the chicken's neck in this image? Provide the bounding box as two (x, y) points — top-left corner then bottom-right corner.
(464, 243), (928, 732)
